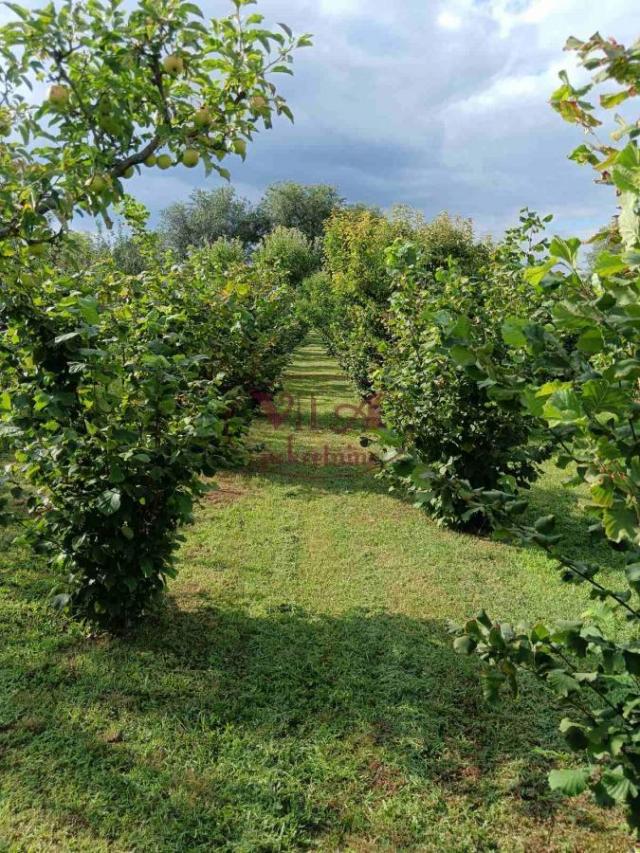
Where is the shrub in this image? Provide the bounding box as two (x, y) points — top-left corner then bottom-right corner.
(204, 237), (247, 273)
(321, 208), (494, 400)
(1, 260), (246, 626)
(320, 206), (539, 526)
(376, 216), (548, 528)
(184, 241), (306, 399)
(321, 208), (401, 395)
(298, 271), (334, 337)
(253, 226), (322, 289)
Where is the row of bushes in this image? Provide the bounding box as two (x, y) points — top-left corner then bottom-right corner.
(305, 34), (640, 833)
(2, 217), (306, 626)
(0, 0), (310, 626)
(307, 207), (550, 527)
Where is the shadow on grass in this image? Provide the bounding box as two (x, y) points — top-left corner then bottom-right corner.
(525, 477), (625, 576)
(0, 582), (592, 850)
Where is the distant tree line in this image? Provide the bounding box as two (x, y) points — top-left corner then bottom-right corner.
(95, 182), (344, 275)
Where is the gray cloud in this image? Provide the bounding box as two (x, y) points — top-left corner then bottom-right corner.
(170, 0), (639, 238)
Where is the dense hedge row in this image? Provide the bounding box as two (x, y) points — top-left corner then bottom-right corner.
(310, 208), (549, 527)
(2, 222), (305, 626)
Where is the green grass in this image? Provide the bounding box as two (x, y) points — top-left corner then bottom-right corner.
(0, 336), (631, 851)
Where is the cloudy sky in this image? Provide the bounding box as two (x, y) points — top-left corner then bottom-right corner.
(143, 0), (637, 239)
(5, 0), (639, 238)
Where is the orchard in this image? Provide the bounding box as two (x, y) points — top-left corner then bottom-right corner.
(1, 0), (639, 848)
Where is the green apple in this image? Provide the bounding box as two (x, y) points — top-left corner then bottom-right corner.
(250, 95), (267, 112)
(27, 242), (47, 257)
(144, 155), (157, 167)
(162, 54), (184, 75)
(47, 84), (70, 109)
(156, 154), (173, 170)
(0, 108), (11, 137)
(122, 166), (135, 179)
(87, 174), (109, 193)
(181, 148), (200, 168)
(194, 106), (212, 127)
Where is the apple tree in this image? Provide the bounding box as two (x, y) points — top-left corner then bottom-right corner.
(0, 0), (310, 247)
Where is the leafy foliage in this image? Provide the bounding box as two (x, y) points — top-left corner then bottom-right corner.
(257, 182), (343, 240)
(253, 226), (322, 288)
(320, 208), (403, 396)
(376, 224), (547, 528)
(0, 0), (309, 626)
(159, 182), (342, 258)
(0, 0), (310, 245)
(318, 208), (544, 525)
(1, 260), (246, 625)
(182, 239), (307, 398)
(451, 34), (640, 832)
(160, 187), (265, 257)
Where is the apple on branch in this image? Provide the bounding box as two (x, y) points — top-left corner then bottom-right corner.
(162, 54), (184, 76)
(47, 84), (70, 109)
(181, 149), (200, 168)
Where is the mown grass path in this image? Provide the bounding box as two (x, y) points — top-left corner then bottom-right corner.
(0, 336), (629, 850)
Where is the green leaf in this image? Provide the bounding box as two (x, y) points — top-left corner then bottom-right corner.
(450, 345), (476, 367)
(546, 669), (580, 697)
(501, 317), (528, 348)
(78, 297), (100, 324)
(97, 489), (121, 516)
(601, 767), (638, 803)
(54, 331), (82, 345)
(534, 515), (556, 534)
(524, 260), (556, 286)
(559, 718), (590, 751)
(548, 768), (589, 797)
(543, 389), (584, 426)
(600, 90), (631, 109)
(576, 327), (605, 354)
(549, 236), (581, 266)
(376, 428), (403, 448)
(602, 504), (638, 544)
(619, 192), (639, 252)
(594, 252), (627, 277)
(569, 143), (599, 166)
(625, 563), (640, 593)
(453, 635), (477, 655)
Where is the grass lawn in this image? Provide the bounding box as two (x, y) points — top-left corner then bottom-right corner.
(0, 336), (631, 851)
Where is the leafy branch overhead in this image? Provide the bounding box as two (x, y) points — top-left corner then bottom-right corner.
(450, 34), (640, 832)
(0, 0), (311, 244)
